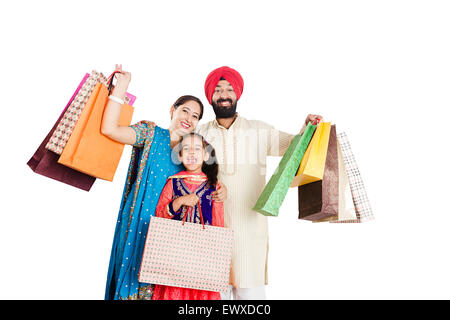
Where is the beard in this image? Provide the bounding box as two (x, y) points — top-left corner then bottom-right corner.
(211, 98), (237, 118)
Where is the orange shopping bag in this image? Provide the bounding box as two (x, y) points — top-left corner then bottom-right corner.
(58, 72), (134, 181)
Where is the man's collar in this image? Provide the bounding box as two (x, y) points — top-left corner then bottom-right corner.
(213, 113), (240, 129)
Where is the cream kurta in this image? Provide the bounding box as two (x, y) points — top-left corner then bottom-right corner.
(196, 114), (294, 288)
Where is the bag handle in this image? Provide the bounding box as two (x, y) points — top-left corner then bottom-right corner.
(182, 203), (205, 229)
(106, 71), (121, 93)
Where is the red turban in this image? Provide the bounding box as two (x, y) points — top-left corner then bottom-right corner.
(204, 66), (244, 104)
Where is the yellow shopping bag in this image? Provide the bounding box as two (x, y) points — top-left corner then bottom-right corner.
(290, 121), (331, 187)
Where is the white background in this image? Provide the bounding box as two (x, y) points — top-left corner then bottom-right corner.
(1, 0), (449, 299)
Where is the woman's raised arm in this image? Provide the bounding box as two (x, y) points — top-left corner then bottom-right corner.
(101, 64), (137, 145)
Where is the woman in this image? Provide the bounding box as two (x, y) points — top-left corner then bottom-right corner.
(102, 65), (227, 300)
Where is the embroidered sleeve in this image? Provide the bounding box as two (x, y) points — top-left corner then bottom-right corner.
(155, 180), (176, 219)
(167, 201), (182, 217)
(129, 120), (156, 148)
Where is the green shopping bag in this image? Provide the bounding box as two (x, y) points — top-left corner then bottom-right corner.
(253, 123), (316, 216)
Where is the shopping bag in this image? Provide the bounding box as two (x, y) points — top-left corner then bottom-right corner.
(139, 206), (233, 292)
(291, 122), (331, 187)
(331, 132), (374, 223)
(46, 71), (107, 154)
(58, 73), (135, 181)
(298, 125), (339, 220)
(334, 138), (358, 221)
(27, 73), (96, 191)
(312, 137), (358, 223)
(253, 123), (316, 216)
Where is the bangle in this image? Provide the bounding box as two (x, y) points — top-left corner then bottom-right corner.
(108, 95), (124, 105)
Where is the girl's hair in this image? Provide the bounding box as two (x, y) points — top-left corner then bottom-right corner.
(178, 133), (218, 186)
(173, 95), (204, 120)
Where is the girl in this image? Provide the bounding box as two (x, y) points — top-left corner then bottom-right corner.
(151, 132), (224, 300)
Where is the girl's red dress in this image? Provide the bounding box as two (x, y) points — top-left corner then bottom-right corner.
(151, 171), (224, 300)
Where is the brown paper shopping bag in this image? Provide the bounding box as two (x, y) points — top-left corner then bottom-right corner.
(331, 132), (374, 223)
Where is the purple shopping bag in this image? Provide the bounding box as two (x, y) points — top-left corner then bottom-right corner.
(27, 73), (96, 191)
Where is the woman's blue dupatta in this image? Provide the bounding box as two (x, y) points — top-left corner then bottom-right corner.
(105, 124), (183, 300)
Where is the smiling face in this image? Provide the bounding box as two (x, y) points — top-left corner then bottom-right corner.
(170, 100), (202, 135)
(178, 135), (208, 172)
(211, 79), (238, 118)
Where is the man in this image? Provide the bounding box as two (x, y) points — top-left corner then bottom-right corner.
(196, 66), (322, 300)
